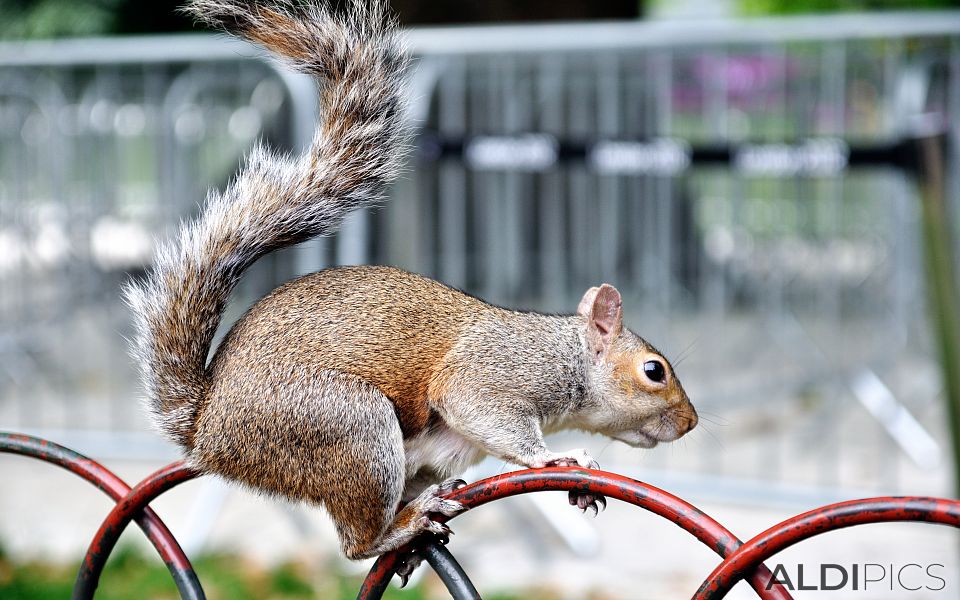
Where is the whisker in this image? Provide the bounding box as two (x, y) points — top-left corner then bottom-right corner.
(695, 424), (725, 450)
(596, 438), (616, 463)
(672, 335), (701, 365)
(697, 410), (731, 427)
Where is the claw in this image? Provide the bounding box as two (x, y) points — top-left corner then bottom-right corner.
(418, 515), (452, 540)
(567, 490), (607, 517)
(437, 478), (468, 495)
(428, 497), (466, 517)
(395, 551), (421, 588)
(437, 524), (453, 539)
(438, 526), (454, 544)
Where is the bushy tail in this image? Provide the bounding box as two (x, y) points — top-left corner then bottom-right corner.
(123, 0), (409, 448)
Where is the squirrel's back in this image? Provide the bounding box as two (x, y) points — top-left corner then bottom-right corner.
(205, 265), (490, 437)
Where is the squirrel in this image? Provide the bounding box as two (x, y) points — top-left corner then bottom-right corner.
(125, 0), (698, 582)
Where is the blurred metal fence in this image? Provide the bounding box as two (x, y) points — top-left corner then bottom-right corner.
(1, 13), (959, 499)
(0, 35), (317, 456)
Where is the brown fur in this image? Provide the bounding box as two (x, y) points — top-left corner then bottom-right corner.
(207, 266), (481, 437)
(245, 9), (316, 63)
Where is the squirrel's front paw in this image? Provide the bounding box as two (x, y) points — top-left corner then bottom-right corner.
(539, 449), (606, 517)
(568, 489), (607, 517)
(541, 448), (600, 470)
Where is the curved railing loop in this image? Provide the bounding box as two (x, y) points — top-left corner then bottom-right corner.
(0, 432), (205, 600)
(693, 496), (960, 599)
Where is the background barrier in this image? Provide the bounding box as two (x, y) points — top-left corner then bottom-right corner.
(3, 431), (958, 600)
(1, 14), (958, 508)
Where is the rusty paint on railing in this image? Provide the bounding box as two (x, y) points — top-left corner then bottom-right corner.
(3, 430), (960, 600)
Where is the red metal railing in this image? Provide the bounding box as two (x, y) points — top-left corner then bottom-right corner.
(2, 431), (958, 600)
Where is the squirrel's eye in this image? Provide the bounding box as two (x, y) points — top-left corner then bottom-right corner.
(643, 360), (666, 383)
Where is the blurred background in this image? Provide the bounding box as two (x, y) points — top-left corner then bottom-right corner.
(2, 0), (960, 598)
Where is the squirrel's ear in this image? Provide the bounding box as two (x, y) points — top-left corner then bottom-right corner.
(577, 286), (601, 316)
(585, 284), (622, 357)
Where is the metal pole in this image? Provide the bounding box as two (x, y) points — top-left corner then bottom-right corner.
(421, 541), (482, 600)
(917, 132), (960, 501)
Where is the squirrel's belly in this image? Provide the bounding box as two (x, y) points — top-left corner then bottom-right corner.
(403, 423), (483, 480)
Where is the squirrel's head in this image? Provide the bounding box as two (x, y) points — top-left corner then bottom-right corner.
(576, 284), (697, 449)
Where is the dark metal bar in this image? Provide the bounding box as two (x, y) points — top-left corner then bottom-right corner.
(1, 432), (135, 498)
(694, 496), (960, 599)
(358, 467), (792, 600)
(416, 133), (918, 174)
(422, 541), (482, 600)
(915, 133), (960, 508)
(74, 462), (201, 600)
(0, 432), (205, 600)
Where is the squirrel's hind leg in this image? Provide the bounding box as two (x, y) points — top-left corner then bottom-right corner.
(195, 367), (461, 561)
(281, 371), (462, 560)
(275, 371), (467, 561)
(337, 474), (467, 561)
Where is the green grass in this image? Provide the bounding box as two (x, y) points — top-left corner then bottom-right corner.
(0, 546), (433, 600)
(0, 544), (550, 600)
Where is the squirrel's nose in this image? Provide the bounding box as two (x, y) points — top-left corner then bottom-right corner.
(679, 405), (698, 434)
